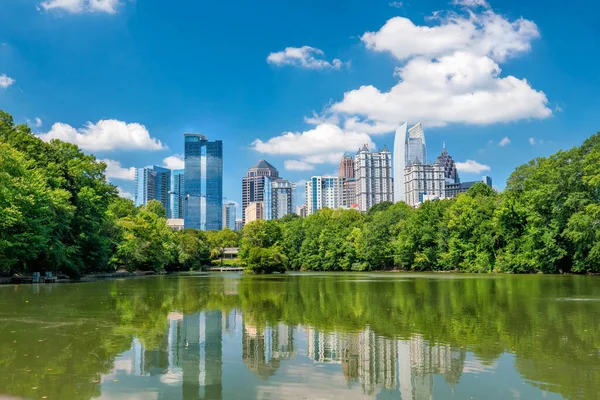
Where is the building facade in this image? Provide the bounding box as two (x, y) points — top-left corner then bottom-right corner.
(242, 160), (279, 224)
(394, 122), (427, 204)
(245, 201), (264, 224)
(338, 153), (355, 179)
(305, 176), (344, 215)
(135, 165), (171, 212)
(222, 201), (237, 230)
(171, 169), (185, 219)
(271, 180), (296, 220)
(184, 133), (223, 231)
(338, 153), (357, 208)
(404, 160), (446, 207)
(436, 146), (459, 184)
(446, 176), (494, 199)
(355, 145), (394, 212)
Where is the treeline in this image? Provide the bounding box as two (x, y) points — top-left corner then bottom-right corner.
(240, 132), (600, 274)
(0, 110), (238, 277)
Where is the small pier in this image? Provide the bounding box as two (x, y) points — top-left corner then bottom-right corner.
(207, 267), (244, 272)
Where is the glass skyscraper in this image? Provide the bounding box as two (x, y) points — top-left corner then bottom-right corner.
(184, 134), (223, 230)
(171, 169), (185, 219)
(394, 122), (427, 203)
(135, 165), (171, 213)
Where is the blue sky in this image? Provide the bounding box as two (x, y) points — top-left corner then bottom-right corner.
(1, 0), (598, 207)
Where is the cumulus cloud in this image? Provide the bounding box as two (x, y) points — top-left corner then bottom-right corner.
(304, 111), (340, 126)
(267, 46), (345, 70)
(102, 159), (136, 180)
(39, 0), (120, 14)
(499, 136), (511, 146)
(38, 119), (166, 152)
(332, 51), (551, 127)
(252, 124), (373, 170)
(0, 74), (15, 89)
(344, 116), (398, 134)
(284, 160), (315, 171)
(453, 0), (489, 7)
(117, 187), (134, 200)
(162, 155), (185, 170)
(456, 160), (491, 174)
(361, 11), (539, 62)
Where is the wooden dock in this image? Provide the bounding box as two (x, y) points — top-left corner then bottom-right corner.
(207, 267), (244, 272)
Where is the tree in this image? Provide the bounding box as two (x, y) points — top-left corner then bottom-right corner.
(206, 228), (239, 265)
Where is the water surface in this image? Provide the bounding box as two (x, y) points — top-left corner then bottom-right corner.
(1, 273), (599, 399)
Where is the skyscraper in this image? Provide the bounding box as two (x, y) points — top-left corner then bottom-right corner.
(184, 133), (223, 231)
(404, 159), (446, 207)
(171, 169), (185, 219)
(394, 122), (427, 203)
(271, 180), (296, 220)
(436, 145), (459, 184)
(305, 176), (344, 215)
(135, 165), (171, 213)
(355, 144), (394, 212)
(222, 201), (237, 230)
(339, 153), (357, 209)
(242, 160), (279, 224)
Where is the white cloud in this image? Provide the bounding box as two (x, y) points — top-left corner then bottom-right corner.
(35, 117), (43, 128)
(0, 74), (15, 89)
(252, 123), (373, 170)
(162, 155), (185, 170)
(389, 1), (403, 7)
(304, 111), (340, 126)
(361, 11), (539, 63)
(284, 160), (315, 171)
(529, 137), (544, 146)
(344, 116), (398, 134)
(267, 46), (345, 70)
(38, 119), (166, 152)
(102, 159), (136, 180)
(332, 51), (551, 127)
(39, 0), (120, 14)
(456, 160), (491, 174)
(499, 136), (511, 146)
(453, 0), (489, 8)
(117, 187), (134, 200)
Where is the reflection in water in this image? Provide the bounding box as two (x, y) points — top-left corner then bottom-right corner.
(1, 274), (598, 399)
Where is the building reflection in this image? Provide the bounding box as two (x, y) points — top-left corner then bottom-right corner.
(242, 319), (296, 379)
(114, 312), (466, 399)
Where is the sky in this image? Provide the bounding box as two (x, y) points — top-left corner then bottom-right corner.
(1, 0), (599, 208)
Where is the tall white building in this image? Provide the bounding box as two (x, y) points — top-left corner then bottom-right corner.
(355, 144), (394, 212)
(404, 159), (445, 208)
(394, 122), (427, 203)
(305, 176), (343, 215)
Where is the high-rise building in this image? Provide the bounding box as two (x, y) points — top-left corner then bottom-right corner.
(394, 122), (427, 203)
(404, 159), (446, 207)
(296, 204), (307, 218)
(245, 201), (264, 224)
(135, 165), (171, 213)
(482, 176), (493, 187)
(184, 133), (223, 231)
(171, 169), (185, 219)
(338, 153), (355, 179)
(355, 145), (394, 212)
(222, 201), (237, 230)
(235, 218), (243, 231)
(242, 160), (279, 224)
(306, 176), (344, 215)
(271, 180), (296, 220)
(436, 145), (459, 184)
(342, 179), (357, 208)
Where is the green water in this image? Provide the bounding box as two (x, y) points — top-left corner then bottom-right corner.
(0, 274), (599, 400)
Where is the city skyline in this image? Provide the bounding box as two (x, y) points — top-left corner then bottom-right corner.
(2, 0), (595, 210)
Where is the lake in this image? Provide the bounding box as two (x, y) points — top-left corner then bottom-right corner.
(0, 273), (599, 399)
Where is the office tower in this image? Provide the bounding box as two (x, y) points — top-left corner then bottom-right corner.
(242, 160), (279, 224)
(296, 204), (308, 218)
(235, 218), (243, 231)
(355, 145), (394, 212)
(272, 180), (296, 220)
(339, 153), (355, 179)
(436, 145), (459, 184)
(171, 169), (185, 219)
(135, 165), (171, 213)
(305, 176), (344, 215)
(245, 201), (264, 224)
(482, 176), (493, 187)
(404, 159), (446, 207)
(184, 133), (223, 231)
(339, 153), (357, 208)
(222, 201), (237, 230)
(394, 122), (427, 203)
